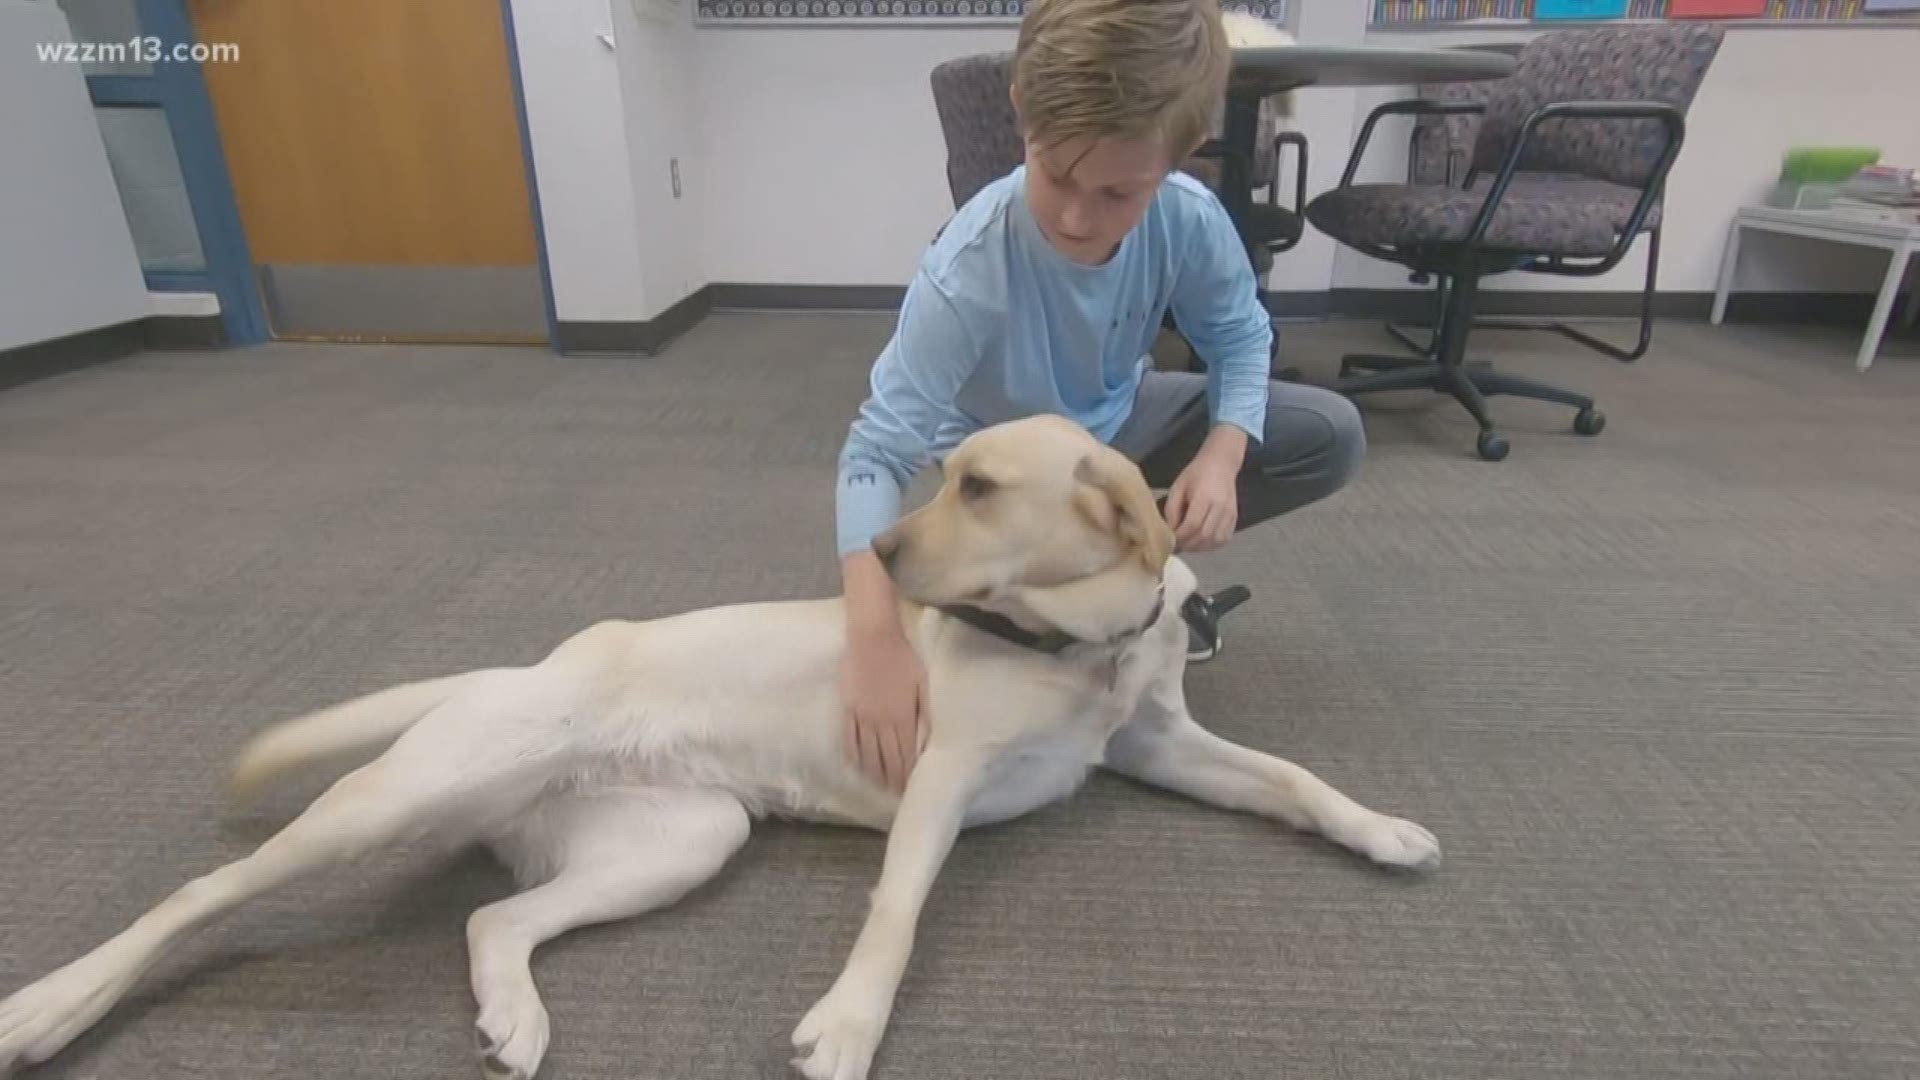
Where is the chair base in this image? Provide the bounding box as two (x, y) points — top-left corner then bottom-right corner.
(1382, 225), (1664, 364)
(1341, 353), (1491, 377)
(1334, 353), (1605, 461)
(1384, 315), (1654, 363)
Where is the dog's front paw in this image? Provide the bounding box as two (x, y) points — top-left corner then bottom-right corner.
(473, 985), (549, 1080)
(789, 988), (887, 1080)
(1351, 814), (1441, 872)
(0, 956), (132, 1073)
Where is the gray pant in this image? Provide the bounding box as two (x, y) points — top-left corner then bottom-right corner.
(1108, 371), (1365, 533)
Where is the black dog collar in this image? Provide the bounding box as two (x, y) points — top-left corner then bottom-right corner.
(938, 584), (1167, 656)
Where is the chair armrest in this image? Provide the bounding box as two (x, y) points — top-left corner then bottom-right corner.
(1339, 98), (1487, 189)
(1267, 130), (1309, 217)
(1463, 100), (1685, 269)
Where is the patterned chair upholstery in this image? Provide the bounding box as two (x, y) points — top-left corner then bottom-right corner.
(929, 52), (1023, 209)
(1307, 24), (1724, 461)
(1316, 173), (1662, 258)
(1407, 45), (1518, 187)
(1311, 26), (1718, 257)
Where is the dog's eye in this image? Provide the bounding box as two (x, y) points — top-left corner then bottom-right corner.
(958, 473), (996, 501)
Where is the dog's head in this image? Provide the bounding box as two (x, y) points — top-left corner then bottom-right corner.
(871, 415), (1176, 642)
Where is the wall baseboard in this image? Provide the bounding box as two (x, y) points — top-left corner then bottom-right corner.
(1, 321), (144, 393)
(1, 316), (230, 393)
(8, 288), (1897, 389)
(1270, 289), (1890, 325)
(709, 283), (908, 312)
(696, 283), (1892, 327)
(555, 284), (714, 356)
(141, 314), (227, 350)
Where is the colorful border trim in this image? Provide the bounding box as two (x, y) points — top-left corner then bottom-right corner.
(1370, 0), (1915, 24)
(695, 0), (1286, 26)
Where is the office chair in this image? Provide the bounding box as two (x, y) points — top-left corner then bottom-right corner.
(1385, 41), (1667, 365)
(1305, 24), (1723, 461)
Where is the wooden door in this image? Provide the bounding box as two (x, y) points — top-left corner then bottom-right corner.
(186, 0), (546, 342)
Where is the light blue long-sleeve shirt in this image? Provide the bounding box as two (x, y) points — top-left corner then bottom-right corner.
(835, 165), (1273, 557)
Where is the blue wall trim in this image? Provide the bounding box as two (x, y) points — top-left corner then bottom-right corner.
(144, 269), (210, 290)
(496, 0), (561, 350)
(84, 74), (158, 105)
(81, 0), (268, 346)
(141, 0), (268, 345)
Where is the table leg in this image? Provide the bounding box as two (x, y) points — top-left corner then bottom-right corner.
(1219, 89), (1261, 266)
(1902, 258), (1919, 333)
(1856, 241), (1912, 373)
(1710, 219), (1744, 326)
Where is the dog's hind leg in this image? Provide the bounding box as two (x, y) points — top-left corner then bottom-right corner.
(469, 788), (749, 1080)
(0, 669), (570, 1074)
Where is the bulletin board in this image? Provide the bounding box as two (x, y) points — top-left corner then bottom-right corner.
(1370, 0), (1920, 28)
(695, 0), (1287, 26)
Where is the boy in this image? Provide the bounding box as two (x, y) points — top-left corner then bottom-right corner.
(835, 0), (1365, 791)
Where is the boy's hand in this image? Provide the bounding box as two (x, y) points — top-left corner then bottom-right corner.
(1165, 425), (1248, 554)
(840, 626), (928, 794)
(839, 550), (927, 793)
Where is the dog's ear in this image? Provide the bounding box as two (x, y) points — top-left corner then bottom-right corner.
(1075, 445), (1173, 573)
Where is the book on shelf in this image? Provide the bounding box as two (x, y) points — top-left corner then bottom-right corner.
(1670, 0), (1768, 15)
(1839, 165), (1920, 206)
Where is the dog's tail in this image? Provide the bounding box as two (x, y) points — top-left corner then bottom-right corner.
(229, 670), (493, 799)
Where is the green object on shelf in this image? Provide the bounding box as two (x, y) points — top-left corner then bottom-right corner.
(1780, 146), (1882, 183)
(1771, 146), (1882, 209)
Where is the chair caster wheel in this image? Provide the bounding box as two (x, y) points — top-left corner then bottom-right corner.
(1573, 407), (1606, 436)
(1476, 431), (1510, 462)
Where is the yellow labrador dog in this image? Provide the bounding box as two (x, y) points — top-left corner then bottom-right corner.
(0, 414), (1438, 1080)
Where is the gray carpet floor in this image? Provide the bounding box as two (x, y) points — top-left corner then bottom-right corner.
(1, 314), (1917, 1079)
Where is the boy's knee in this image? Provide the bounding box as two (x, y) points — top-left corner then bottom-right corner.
(1258, 388), (1365, 485)
(1322, 393), (1366, 488)
(1234, 389), (1366, 530)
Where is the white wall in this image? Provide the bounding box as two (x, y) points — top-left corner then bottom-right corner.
(1, 1), (149, 352)
(694, 26), (1017, 286)
(1261, 0), (1363, 293)
(509, 0), (704, 323)
(614, 0), (704, 313)
(1647, 26), (1920, 294)
(508, 0), (653, 323)
(673, 19), (1919, 300)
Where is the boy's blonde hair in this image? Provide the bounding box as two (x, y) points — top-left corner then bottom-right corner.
(1012, 0), (1230, 162)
